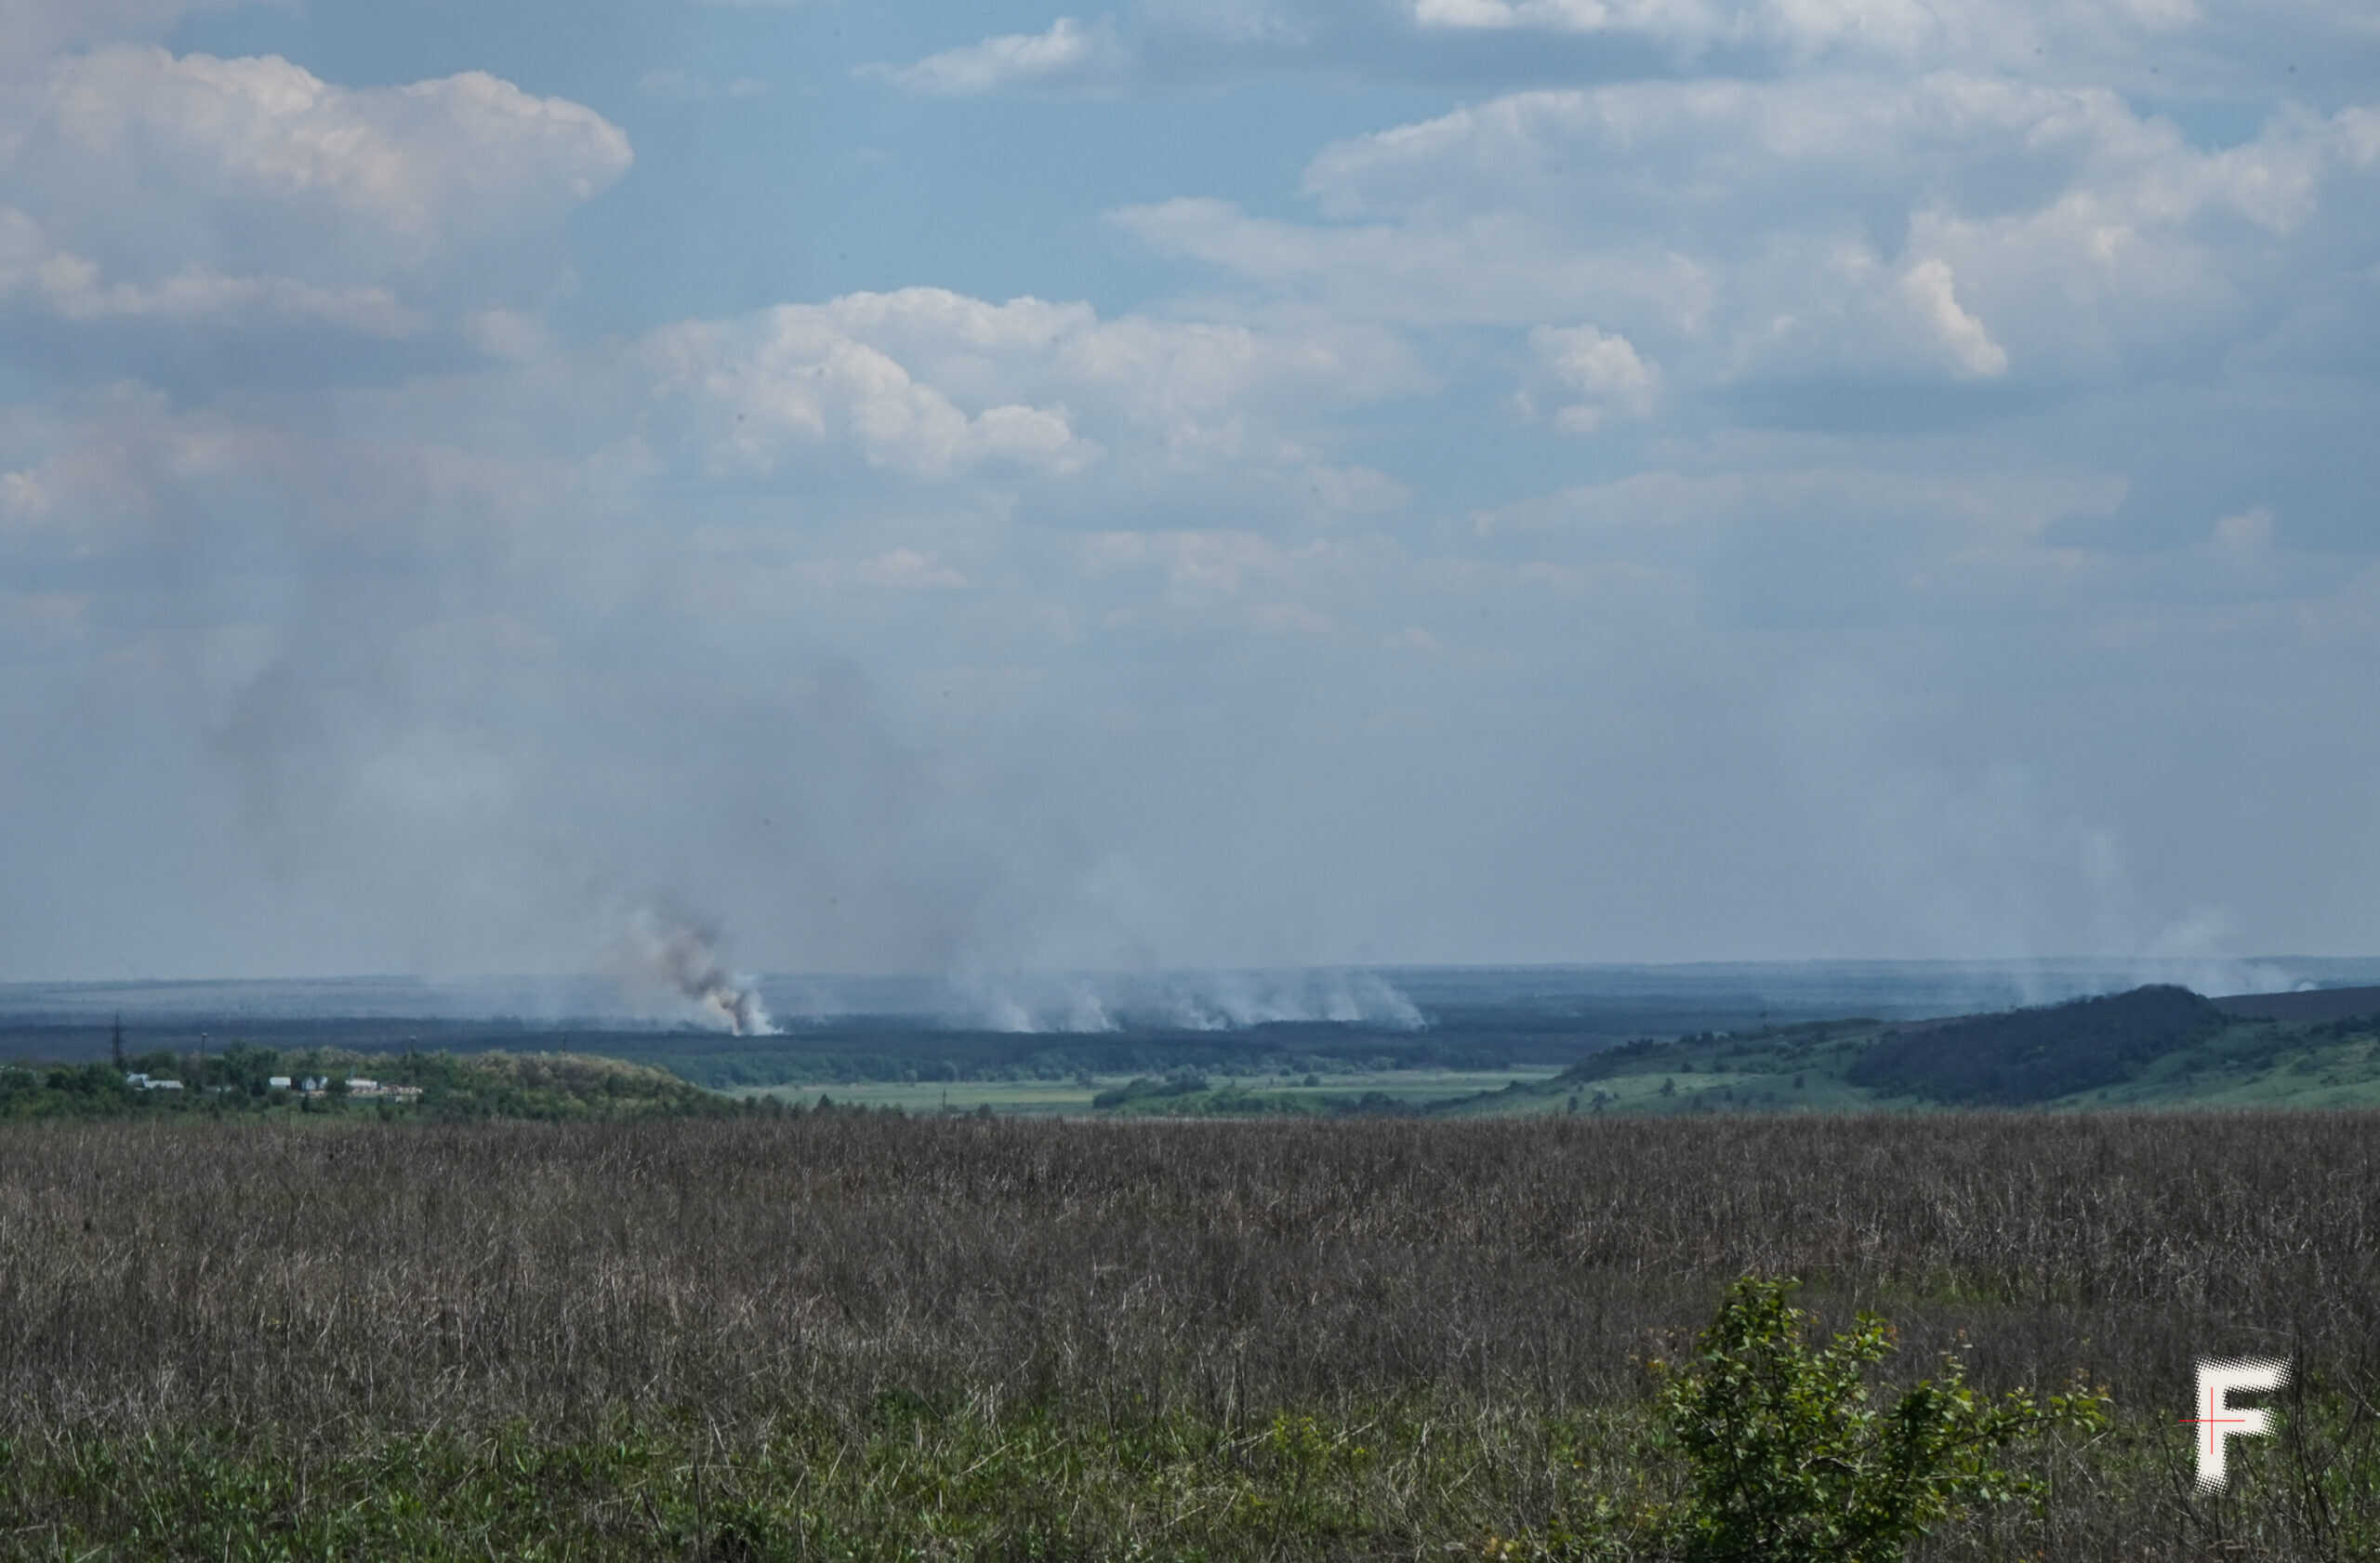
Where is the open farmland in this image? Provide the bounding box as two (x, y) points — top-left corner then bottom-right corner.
(736, 1066), (1569, 1116)
(0, 1110), (2373, 1559)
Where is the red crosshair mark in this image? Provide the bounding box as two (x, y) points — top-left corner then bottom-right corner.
(2179, 1386), (2251, 1454)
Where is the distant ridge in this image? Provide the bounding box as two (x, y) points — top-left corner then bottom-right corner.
(1844, 985), (2224, 1106)
(2213, 986), (2380, 1024)
(1450, 980), (2380, 1118)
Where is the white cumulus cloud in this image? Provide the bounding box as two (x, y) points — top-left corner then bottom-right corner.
(636, 287), (1422, 496)
(866, 17), (1127, 98)
(642, 306), (1102, 482)
(1899, 257), (2008, 377)
(1122, 73), (2380, 398)
(3, 46), (630, 337)
(1527, 323), (1660, 430)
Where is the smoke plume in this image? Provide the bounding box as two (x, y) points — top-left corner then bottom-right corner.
(959, 968), (1428, 1033)
(621, 907), (774, 1036)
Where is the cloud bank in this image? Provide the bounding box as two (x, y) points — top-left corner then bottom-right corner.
(1, 0), (2377, 986)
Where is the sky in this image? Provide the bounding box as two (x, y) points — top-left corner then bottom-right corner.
(1, 0), (2376, 983)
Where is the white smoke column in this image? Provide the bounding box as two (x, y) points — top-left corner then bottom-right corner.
(1060, 983), (1117, 1033)
(622, 907), (775, 1036)
(1342, 970), (1426, 1029)
(985, 994), (1039, 1033)
(1164, 991), (1229, 1030)
(951, 969), (1429, 1033)
(1133, 970), (1426, 1030)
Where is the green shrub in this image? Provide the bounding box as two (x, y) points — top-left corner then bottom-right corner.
(1651, 1276), (2108, 1562)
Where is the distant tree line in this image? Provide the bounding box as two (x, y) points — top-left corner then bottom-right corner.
(0, 1043), (747, 1123)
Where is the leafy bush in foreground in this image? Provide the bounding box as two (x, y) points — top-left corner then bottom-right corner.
(1651, 1276), (2109, 1561)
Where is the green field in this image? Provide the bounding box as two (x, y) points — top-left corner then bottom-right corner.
(735, 1066), (1567, 1115)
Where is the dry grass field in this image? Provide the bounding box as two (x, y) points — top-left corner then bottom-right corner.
(0, 1110), (2374, 1559)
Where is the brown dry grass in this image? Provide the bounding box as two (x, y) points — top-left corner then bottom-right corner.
(0, 1109), (2373, 1558)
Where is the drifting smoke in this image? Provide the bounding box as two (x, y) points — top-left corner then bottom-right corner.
(956, 978), (1116, 1035)
(1171, 969), (1425, 1031)
(964, 969), (1425, 1034)
(620, 907), (774, 1036)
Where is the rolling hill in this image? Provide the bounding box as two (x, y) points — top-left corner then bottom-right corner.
(1425, 982), (2380, 1117)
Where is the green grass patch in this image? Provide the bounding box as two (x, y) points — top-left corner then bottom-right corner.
(7, 1383), (2373, 1559)
(734, 1067), (1566, 1118)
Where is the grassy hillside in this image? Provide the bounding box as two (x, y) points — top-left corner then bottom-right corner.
(1844, 984), (2225, 1105)
(1431, 985), (2380, 1118)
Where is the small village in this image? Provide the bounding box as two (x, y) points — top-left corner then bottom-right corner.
(122, 1071), (423, 1102)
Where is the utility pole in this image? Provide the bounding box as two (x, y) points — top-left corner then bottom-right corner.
(110, 1013), (125, 1072)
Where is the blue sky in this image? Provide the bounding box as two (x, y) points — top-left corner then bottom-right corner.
(3, 0), (2377, 986)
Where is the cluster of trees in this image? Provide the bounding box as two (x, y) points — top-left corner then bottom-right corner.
(0, 1038), (318, 1119)
(0, 1042), (743, 1123)
(1090, 1069), (1214, 1108)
